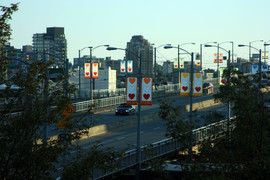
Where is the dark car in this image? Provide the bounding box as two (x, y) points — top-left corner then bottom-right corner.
(203, 82), (214, 89)
(115, 103), (136, 116)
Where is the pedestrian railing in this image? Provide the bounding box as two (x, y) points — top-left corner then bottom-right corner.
(91, 117), (236, 179)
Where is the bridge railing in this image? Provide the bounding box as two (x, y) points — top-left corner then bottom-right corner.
(91, 117), (236, 179)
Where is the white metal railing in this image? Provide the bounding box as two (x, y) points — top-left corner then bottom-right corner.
(91, 117), (236, 179)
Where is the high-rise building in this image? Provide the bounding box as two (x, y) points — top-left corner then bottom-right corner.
(32, 27), (67, 68)
(163, 60), (174, 75)
(126, 35), (153, 76)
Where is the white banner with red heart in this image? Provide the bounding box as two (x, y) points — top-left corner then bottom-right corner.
(92, 63), (99, 78)
(120, 60), (126, 74)
(180, 73), (190, 96)
(127, 60), (133, 74)
(84, 63), (90, 79)
(193, 73), (203, 97)
(141, 77), (152, 105)
(126, 77), (137, 105)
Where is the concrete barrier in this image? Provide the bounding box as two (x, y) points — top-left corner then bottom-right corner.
(82, 99), (221, 139)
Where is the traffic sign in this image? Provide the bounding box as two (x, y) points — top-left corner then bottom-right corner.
(61, 103), (76, 119)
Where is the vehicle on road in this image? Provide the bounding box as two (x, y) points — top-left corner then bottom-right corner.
(115, 103), (136, 116)
(203, 82), (214, 89)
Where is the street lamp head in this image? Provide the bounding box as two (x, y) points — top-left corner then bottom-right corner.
(238, 44), (247, 47)
(104, 45), (110, 47)
(164, 45), (173, 49)
(264, 43), (270, 46)
(106, 47), (118, 51)
(88, 46), (93, 49)
(204, 44), (213, 47)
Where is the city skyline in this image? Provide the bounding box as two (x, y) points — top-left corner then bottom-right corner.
(3, 0), (270, 70)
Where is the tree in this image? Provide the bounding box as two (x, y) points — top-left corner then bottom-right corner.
(0, 4), (124, 179)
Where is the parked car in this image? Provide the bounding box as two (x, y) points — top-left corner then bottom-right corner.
(203, 82), (214, 89)
(115, 103), (136, 116)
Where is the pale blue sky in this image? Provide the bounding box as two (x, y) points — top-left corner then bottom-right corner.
(3, 0), (270, 69)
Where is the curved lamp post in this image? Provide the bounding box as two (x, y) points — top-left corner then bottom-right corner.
(249, 40), (263, 62)
(153, 44), (171, 80)
(164, 45), (194, 159)
(205, 44), (231, 123)
(264, 41), (270, 64)
(164, 43), (195, 84)
(107, 46), (142, 179)
(200, 42), (217, 71)
(89, 45), (109, 100)
(78, 47), (91, 96)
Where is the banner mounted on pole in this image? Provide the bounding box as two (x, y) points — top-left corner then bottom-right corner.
(193, 73), (203, 96)
(127, 60), (133, 74)
(126, 77), (138, 105)
(84, 63), (90, 79)
(92, 63), (99, 78)
(174, 58), (178, 69)
(214, 53), (223, 63)
(120, 60), (126, 74)
(180, 58), (184, 69)
(180, 73), (190, 96)
(141, 77), (153, 105)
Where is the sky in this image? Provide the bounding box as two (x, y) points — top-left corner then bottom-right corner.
(2, 0), (270, 70)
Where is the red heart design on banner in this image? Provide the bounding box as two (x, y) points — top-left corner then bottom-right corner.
(180, 65), (183, 67)
(143, 94), (150, 100)
(128, 93), (135, 100)
(221, 79), (226, 84)
(195, 87), (201, 92)
(175, 65), (178, 67)
(86, 72), (89, 75)
(128, 68), (132, 71)
(85, 64), (89, 67)
(252, 75), (257, 79)
(182, 86), (188, 91)
(121, 68), (125, 72)
(94, 72), (97, 75)
(144, 78), (151, 84)
(129, 78), (136, 84)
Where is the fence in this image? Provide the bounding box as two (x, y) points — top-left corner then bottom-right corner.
(91, 117), (236, 179)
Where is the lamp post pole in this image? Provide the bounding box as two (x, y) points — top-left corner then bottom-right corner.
(106, 47), (142, 179)
(200, 42), (217, 71)
(249, 40), (263, 62)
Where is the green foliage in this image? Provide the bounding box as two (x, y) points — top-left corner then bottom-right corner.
(0, 3), (124, 179)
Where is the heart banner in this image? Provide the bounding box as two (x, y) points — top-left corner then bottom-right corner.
(84, 63), (90, 79)
(174, 58), (178, 69)
(180, 73), (190, 96)
(120, 60), (126, 74)
(193, 73), (203, 97)
(92, 63), (99, 78)
(141, 77), (153, 105)
(127, 60), (133, 74)
(126, 77), (137, 105)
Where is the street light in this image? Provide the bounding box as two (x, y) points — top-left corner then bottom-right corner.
(249, 40), (263, 62)
(78, 47), (91, 97)
(88, 45), (109, 100)
(200, 42), (217, 71)
(106, 46), (142, 179)
(164, 45), (194, 159)
(205, 44), (231, 123)
(153, 44), (171, 79)
(164, 43), (195, 84)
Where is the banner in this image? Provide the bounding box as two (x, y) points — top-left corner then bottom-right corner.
(262, 51), (269, 59)
(126, 77), (137, 105)
(196, 59), (200, 67)
(251, 65), (269, 82)
(141, 77), (153, 105)
(180, 58), (184, 69)
(84, 63), (90, 79)
(127, 60), (133, 74)
(193, 73), (203, 97)
(214, 53), (223, 63)
(219, 67), (227, 85)
(120, 60), (126, 74)
(180, 73), (190, 96)
(174, 58), (178, 69)
(92, 63), (99, 78)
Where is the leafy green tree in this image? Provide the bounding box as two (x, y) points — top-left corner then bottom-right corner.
(0, 3), (124, 179)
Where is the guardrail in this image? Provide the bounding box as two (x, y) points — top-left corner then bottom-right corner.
(91, 117), (236, 179)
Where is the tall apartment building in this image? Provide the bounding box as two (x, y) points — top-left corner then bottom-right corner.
(126, 35), (153, 76)
(32, 27), (67, 68)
